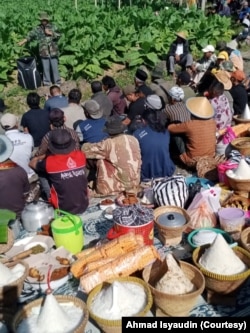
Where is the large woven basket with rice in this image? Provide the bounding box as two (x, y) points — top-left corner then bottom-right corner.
(240, 227), (250, 252)
(0, 260), (29, 309)
(86, 276), (153, 333)
(12, 295), (89, 333)
(192, 245), (250, 294)
(226, 171), (250, 192)
(230, 137), (250, 156)
(154, 206), (190, 246)
(0, 228), (14, 255)
(142, 259), (205, 317)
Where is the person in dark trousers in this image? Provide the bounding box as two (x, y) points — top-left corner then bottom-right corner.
(229, 70), (248, 116)
(18, 12), (61, 86)
(21, 92), (50, 149)
(166, 31), (193, 78)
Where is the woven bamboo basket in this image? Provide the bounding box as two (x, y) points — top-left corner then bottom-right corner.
(240, 227), (250, 252)
(154, 206), (191, 246)
(233, 115), (250, 125)
(87, 276), (153, 333)
(226, 171), (250, 192)
(230, 137), (250, 156)
(0, 260), (29, 309)
(12, 295), (89, 333)
(0, 228), (14, 254)
(142, 259), (205, 317)
(192, 245), (250, 294)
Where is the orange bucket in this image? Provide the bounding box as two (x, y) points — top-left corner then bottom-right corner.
(107, 219), (154, 245)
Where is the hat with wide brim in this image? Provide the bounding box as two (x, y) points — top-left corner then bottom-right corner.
(39, 12), (50, 21)
(213, 70), (232, 90)
(0, 134), (14, 163)
(103, 117), (127, 135)
(48, 129), (75, 155)
(186, 97), (214, 119)
(176, 31), (187, 40)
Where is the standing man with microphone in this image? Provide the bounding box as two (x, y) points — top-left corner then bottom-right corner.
(18, 12), (61, 87)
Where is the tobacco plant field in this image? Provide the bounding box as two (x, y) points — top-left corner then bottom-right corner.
(0, 0), (234, 91)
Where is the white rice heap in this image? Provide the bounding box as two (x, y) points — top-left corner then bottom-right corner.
(227, 158), (250, 180)
(90, 281), (147, 320)
(199, 234), (248, 275)
(0, 262), (25, 286)
(192, 230), (218, 247)
(155, 253), (196, 295)
(16, 294), (83, 333)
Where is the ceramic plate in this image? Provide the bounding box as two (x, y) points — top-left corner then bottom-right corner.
(27, 274), (69, 292)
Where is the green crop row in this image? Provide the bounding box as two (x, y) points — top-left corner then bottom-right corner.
(0, 0), (234, 91)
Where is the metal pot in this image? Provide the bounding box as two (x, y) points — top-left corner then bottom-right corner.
(157, 211), (187, 227)
(21, 201), (54, 232)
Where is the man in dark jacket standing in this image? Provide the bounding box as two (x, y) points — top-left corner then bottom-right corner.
(167, 31), (193, 78)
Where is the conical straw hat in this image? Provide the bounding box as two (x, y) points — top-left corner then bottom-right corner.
(186, 97), (214, 119)
(214, 70), (232, 90)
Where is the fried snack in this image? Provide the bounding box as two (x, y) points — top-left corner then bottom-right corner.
(50, 266), (70, 281)
(29, 267), (40, 279)
(222, 194), (250, 211)
(71, 233), (144, 278)
(56, 256), (70, 265)
(80, 245), (161, 293)
(100, 199), (114, 205)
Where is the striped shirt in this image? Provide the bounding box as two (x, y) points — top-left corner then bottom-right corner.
(35, 125), (80, 156)
(165, 101), (191, 123)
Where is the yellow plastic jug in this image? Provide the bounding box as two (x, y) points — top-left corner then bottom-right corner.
(51, 209), (83, 254)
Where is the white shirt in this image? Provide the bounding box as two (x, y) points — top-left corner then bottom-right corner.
(176, 44), (184, 56)
(5, 129), (35, 179)
(61, 103), (86, 129)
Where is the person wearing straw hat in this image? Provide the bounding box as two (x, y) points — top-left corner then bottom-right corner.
(166, 31), (193, 79)
(0, 135), (30, 217)
(18, 12), (61, 86)
(168, 97), (216, 168)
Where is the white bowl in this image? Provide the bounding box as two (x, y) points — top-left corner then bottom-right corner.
(99, 203), (116, 211)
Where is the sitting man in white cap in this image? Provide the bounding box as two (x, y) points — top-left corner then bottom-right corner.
(0, 135), (30, 217)
(165, 86), (191, 123)
(0, 112), (38, 183)
(168, 97), (216, 169)
(190, 44), (217, 87)
(166, 31), (193, 78)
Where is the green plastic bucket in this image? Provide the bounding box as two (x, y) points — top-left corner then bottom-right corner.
(51, 209), (83, 254)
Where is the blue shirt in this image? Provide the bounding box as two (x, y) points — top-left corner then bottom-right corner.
(75, 118), (109, 144)
(44, 95), (68, 112)
(133, 125), (176, 181)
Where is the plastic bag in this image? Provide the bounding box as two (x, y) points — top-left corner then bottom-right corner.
(221, 126), (237, 145)
(153, 175), (188, 208)
(186, 187), (221, 231)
